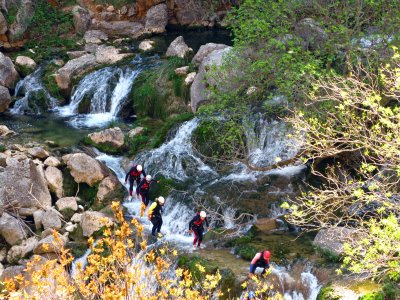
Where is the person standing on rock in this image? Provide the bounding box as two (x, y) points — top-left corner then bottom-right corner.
(137, 175), (159, 217)
(188, 211), (210, 250)
(124, 164), (146, 201)
(248, 250), (271, 278)
(148, 196), (165, 237)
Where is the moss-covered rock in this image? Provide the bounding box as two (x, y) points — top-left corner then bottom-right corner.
(317, 286), (341, 300)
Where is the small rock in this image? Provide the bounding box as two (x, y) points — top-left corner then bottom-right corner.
(56, 197), (78, 212)
(10, 144), (25, 151)
(72, 5), (91, 34)
(95, 45), (132, 64)
(45, 140), (59, 147)
(88, 127), (125, 148)
(184, 72), (196, 85)
(0, 86), (11, 112)
(106, 5), (114, 12)
(138, 40), (155, 52)
(66, 51), (87, 59)
(71, 213), (82, 223)
(145, 3), (168, 34)
(0, 125), (16, 137)
(42, 208), (62, 230)
(27, 147), (49, 159)
(254, 218), (278, 232)
(33, 209), (45, 230)
(128, 127), (144, 138)
(44, 166), (63, 198)
(81, 211), (112, 237)
(15, 56), (37, 75)
(246, 86), (258, 96)
(175, 66), (189, 76)
(0, 248), (6, 262)
(0, 153), (6, 167)
(166, 36), (192, 58)
(33, 232), (67, 254)
(0, 213), (29, 246)
(65, 224), (77, 232)
(41, 228), (54, 239)
(44, 156), (61, 167)
(84, 30), (108, 44)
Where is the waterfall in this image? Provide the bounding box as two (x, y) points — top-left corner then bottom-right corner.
(10, 68), (59, 114)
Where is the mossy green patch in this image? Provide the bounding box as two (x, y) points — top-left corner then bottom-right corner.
(60, 208), (76, 221)
(317, 286), (341, 300)
(0, 144), (6, 152)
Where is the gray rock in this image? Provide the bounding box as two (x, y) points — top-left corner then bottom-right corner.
(33, 209), (45, 230)
(0, 86), (11, 112)
(66, 51), (87, 60)
(145, 3), (168, 34)
(55, 197), (78, 212)
(7, 0), (36, 41)
(175, 66), (189, 76)
(1, 265), (25, 281)
(33, 232), (68, 254)
(83, 30), (108, 44)
(0, 12), (7, 35)
(294, 18), (328, 51)
(81, 211), (112, 237)
(27, 147), (49, 159)
(100, 11), (119, 22)
(88, 127), (125, 148)
(0, 159), (52, 213)
(0, 52), (19, 88)
(95, 45), (132, 64)
(166, 36), (192, 58)
(72, 5), (91, 34)
(138, 40), (155, 52)
(96, 175), (120, 206)
(191, 43), (229, 66)
(0, 213), (28, 245)
(313, 227), (358, 256)
(63, 153), (106, 186)
(42, 208), (62, 230)
(91, 20), (144, 38)
(128, 127), (144, 138)
(43, 156), (61, 167)
(15, 56), (36, 75)
(70, 213), (82, 223)
(7, 236), (39, 264)
(0, 247), (6, 262)
(44, 166), (63, 198)
(184, 72), (196, 85)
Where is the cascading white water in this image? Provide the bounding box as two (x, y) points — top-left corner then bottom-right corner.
(11, 68), (59, 114)
(56, 66), (141, 128)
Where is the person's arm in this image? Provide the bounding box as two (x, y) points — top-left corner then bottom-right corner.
(249, 253), (261, 274)
(137, 179), (144, 191)
(125, 167), (134, 182)
(148, 202), (157, 219)
(189, 215), (198, 230)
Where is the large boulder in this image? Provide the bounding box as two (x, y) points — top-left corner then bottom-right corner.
(190, 47), (232, 111)
(173, 0), (207, 26)
(145, 3), (168, 34)
(27, 147), (49, 159)
(55, 197), (78, 212)
(95, 45), (132, 64)
(1, 265), (25, 282)
(7, 236), (39, 264)
(0, 159), (52, 213)
(91, 20), (144, 38)
(0, 85), (11, 112)
(81, 211), (112, 237)
(41, 208), (62, 230)
(95, 176), (122, 208)
(0, 12), (7, 34)
(72, 5), (91, 34)
(192, 43), (229, 66)
(7, 0), (36, 41)
(88, 127), (125, 148)
(33, 232), (68, 254)
(44, 166), (63, 198)
(0, 52), (19, 88)
(294, 18), (328, 51)
(166, 36), (192, 58)
(0, 213), (29, 245)
(313, 227), (358, 256)
(83, 30), (108, 44)
(63, 153), (106, 186)
(55, 54), (98, 94)
(254, 218), (278, 232)
(15, 56), (36, 76)
(44, 156), (61, 167)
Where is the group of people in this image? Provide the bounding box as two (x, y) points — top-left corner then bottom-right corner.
(125, 163), (272, 299)
(124, 164), (211, 249)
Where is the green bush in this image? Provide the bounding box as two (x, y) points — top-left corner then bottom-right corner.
(317, 286), (340, 300)
(0, 144), (6, 152)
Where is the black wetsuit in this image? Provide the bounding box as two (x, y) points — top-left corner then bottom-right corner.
(137, 178), (157, 206)
(125, 165), (146, 196)
(189, 213), (209, 247)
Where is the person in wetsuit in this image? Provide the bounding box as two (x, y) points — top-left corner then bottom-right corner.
(148, 196), (165, 237)
(137, 175), (159, 216)
(248, 250), (271, 278)
(124, 164), (146, 201)
(188, 211), (210, 249)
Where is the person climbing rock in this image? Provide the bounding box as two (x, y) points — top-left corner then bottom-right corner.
(188, 211), (210, 250)
(124, 164), (146, 201)
(137, 175), (159, 217)
(148, 196), (165, 237)
(248, 250), (270, 278)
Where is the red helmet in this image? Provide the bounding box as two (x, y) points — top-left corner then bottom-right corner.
(263, 251), (271, 260)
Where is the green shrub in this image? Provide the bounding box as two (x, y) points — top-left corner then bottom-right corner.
(317, 286), (340, 300)
(0, 144), (6, 152)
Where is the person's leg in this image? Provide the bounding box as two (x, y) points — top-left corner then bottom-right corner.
(157, 217), (163, 233)
(193, 228), (199, 246)
(129, 178), (135, 197)
(135, 176), (141, 187)
(151, 218), (157, 236)
(144, 192), (150, 206)
(197, 228), (204, 247)
(140, 193), (146, 217)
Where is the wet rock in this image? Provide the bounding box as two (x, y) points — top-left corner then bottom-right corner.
(0, 159), (52, 213)
(128, 127), (144, 138)
(190, 47), (232, 111)
(294, 18), (328, 51)
(84, 30), (108, 44)
(66, 51), (87, 59)
(0, 86), (11, 112)
(313, 227), (358, 256)
(88, 127), (125, 148)
(44, 166), (63, 198)
(44, 156), (61, 167)
(55, 197), (78, 212)
(63, 153), (106, 186)
(0, 52), (19, 88)
(184, 72), (196, 85)
(138, 39), (155, 51)
(81, 211), (112, 237)
(166, 36), (192, 58)
(27, 147), (49, 159)
(33, 232), (68, 254)
(42, 208), (62, 230)
(0, 213), (29, 245)
(91, 20), (144, 38)
(7, 236), (39, 264)
(95, 45), (132, 64)
(192, 43), (229, 66)
(0, 12), (7, 34)
(145, 3), (168, 34)
(72, 5), (91, 34)
(175, 66), (189, 75)
(55, 54), (98, 93)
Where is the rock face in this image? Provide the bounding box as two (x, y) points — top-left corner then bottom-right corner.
(0, 213), (29, 245)
(81, 211), (111, 237)
(15, 56), (36, 75)
(138, 40), (155, 51)
(63, 153), (106, 186)
(313, 227), (358, 256)
(173, 0), (207, 26)
(44, 166), (63, 198)
(55, 197), (78, 212)
(0, 52), (19, 88)
(72, 6), (91, 34)
(7, 0), (36, 41)
(95, 45), (132, 64)
(41, 208), (62, 230)
(55, 54), (98, 93)
(7, 236), (38, 264)
(192, 43), (229, 66)
(88, 127), (125, 148)
(145, 3), (168, 33)
(0, 159), (52, 213)
(190, 47), (232, 111)
(294, 18), (328, 51)
(0, 12), (7, 34)
(0, 85), (11, 112)
(92, 20), (144, 37)
(166, 36), (192, 58)
(84, 30), (108, 44)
